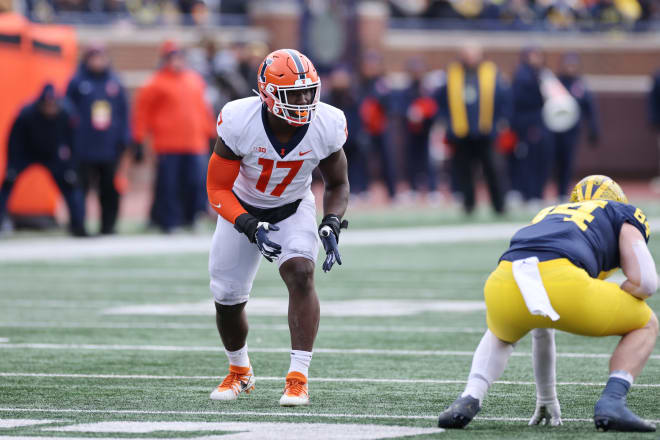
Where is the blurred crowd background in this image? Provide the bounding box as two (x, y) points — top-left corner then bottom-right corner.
(0, 0), (659, 236)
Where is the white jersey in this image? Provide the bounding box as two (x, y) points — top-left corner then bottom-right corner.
(217, 96), (347, 208)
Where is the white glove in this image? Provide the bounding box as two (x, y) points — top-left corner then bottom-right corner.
(529, 399), (562, 426)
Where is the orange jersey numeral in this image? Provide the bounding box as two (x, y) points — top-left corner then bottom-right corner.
(255, 159), (304, 197)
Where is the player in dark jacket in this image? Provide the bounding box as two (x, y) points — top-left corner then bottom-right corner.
(66, 45), (130, 234)
(438, 175), (657, 433)
(0, 84), (86, 236)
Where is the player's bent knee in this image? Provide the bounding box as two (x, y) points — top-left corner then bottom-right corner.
(210, 279), (250, 306)
(280, 258), (315, 294)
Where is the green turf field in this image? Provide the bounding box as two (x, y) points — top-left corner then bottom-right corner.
(0, 216), (659, 439)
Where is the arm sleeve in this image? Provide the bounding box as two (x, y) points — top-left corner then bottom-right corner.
(206, 152), (247, 224)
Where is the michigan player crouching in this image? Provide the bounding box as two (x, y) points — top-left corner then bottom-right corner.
(437, 175), (658, 432)
(205, 49), (349, 406)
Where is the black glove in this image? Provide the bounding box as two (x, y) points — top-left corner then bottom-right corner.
(318, 214), (348, 272)
(234, 213), (281, 262)
(132, 141), (145, 163)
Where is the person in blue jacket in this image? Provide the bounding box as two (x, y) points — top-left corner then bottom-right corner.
(554, 53), (600, 201)
(510, 47), (553, 203)
(66, 44), (131, 235)
(0, 84), (86, 237)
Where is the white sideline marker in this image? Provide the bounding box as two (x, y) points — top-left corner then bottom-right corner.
(47, 421), (441, 439)
(2, 372), (660, 388)
(102, 298), (485, 317)
(0, 342), (658, 360)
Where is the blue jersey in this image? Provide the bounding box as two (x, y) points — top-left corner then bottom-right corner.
(501, 201), (651, 278)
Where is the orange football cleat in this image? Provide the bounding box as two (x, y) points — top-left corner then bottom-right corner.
(279, 371), (309, 406)
(210, 365), (255, 401)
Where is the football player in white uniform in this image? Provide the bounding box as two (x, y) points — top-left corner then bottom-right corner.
(206, 49), (349, 406)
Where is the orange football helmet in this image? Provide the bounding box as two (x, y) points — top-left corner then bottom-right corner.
(257, 49), (320, 126)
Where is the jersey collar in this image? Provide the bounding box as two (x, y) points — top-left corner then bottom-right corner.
(261, 105), (310, 159)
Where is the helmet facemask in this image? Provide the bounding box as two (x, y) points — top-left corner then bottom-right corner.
(263, 79), (321, 126)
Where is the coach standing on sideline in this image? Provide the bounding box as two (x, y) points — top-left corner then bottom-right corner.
(132, 40), (216, 233)
(66, 44), (130, 235)
(436, 43), (507, 214)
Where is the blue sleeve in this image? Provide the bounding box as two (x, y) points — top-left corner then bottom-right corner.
(8, 109), (28, 157)
(65, 76), (79, 106)
(116, 80), (131, 149)
(611, 203), (650, 243)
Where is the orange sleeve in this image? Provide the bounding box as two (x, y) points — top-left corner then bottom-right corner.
(206, 152), (247, 223)
(132, 78), (157, 143)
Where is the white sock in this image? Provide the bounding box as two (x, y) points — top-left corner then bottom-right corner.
(461, 330), (514, 405)
(532, 328), (557, 403)
(610, 370), (634, 386)
(225, 344), (249, 367)
(288, 350), (313, 377)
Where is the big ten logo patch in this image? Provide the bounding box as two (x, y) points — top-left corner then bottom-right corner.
(254, 146), (267, 154)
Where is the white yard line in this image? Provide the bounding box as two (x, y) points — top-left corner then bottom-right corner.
(0, 342), (658, 360)
(2, 219), (657, 262)
(0, 322), (484, 333)
(1, 372), (659, 388)
(0, 420), (57, 428)
(0, 408), (657, 424)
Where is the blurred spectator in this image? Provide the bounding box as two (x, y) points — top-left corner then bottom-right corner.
(510, 46), (552, 203)
(650, 70), (660, 177)
(325, 65), (368, 198)
(0, 84), (86, 236)
(649, 70), (660, 129)
(132, 40), (215, 233)
(400, 57), (440, 200)
(187, 36), (250, 115)
(234, 41), (270, 92)
(358, 51), (398, 201)
(553, 52), (600, 200)
(436, 44), (507, 214)
(66, 44), (129, 235)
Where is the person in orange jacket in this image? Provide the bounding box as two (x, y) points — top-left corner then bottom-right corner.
(132, 40), (215, 232)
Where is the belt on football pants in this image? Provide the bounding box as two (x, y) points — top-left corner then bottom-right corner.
(235, 192), (302, 224)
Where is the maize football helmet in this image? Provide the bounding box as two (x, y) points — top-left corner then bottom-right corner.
(256, 49), (320, 126)
(569, 175), (628, 204)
